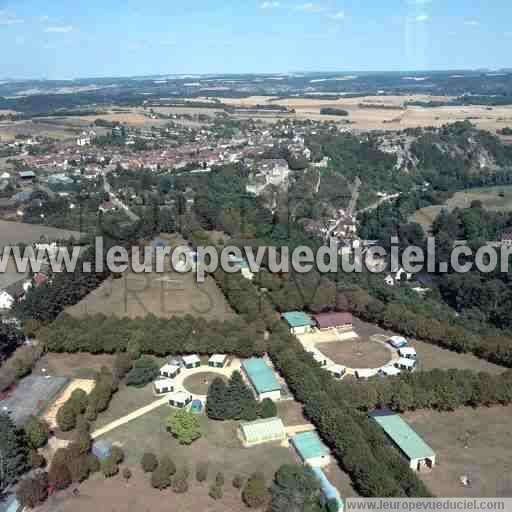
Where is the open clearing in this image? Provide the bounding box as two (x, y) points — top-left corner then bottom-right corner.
(411, 185), (512, 233)
(317, 339), (391, 369)
(183, 372), (228, 396)
(0, 220), (80, 246)
(65, 269), (235, 321)
(352, 318), (506, 374)
(405, 405), (512, 497)
(34, 353), (116, 380)
(0, 120), (79, 141)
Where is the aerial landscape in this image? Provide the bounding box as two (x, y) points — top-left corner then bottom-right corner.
(1, 1), (512, 511)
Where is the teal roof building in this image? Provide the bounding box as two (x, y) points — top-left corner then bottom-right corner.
(282, 311), (315, 330)
(291, 431), (331, 467)
(241, 358), (281, 398)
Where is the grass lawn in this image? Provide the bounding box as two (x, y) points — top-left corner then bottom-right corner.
(34, 353), (116, 380)
(183, 373), (228, 395)
(404, 405), (512, 497)
(100, 407), (296, 483)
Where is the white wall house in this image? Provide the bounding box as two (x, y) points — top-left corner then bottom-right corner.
(0, 291), (14, 310)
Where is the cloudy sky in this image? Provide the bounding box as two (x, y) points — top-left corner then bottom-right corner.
(0, 0), (510, 79)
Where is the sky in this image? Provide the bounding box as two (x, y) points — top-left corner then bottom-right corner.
(0, 0), (511, 79)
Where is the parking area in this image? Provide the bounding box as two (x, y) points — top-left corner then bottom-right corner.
(0, 375), (69, 426)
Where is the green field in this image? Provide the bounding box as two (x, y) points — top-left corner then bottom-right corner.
(411, 185), (512, 233)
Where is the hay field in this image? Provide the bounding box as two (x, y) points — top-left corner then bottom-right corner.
(0, 120), (78, 141)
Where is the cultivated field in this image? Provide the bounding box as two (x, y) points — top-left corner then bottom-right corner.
(0, 220), (81, 246)
(34, 353), (116, 380)
(405, 405), (512, 497)
(411, 185), (512, 233)
(65, 269), (235, 321)
(0, 120), (79, 141)
(197, 95), (512, 132)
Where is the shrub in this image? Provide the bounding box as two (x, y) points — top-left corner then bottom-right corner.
(242, 472), (268, 508)
(259, 398), (277, 419)
(172, 469), (189, 494)
(87, 454), (101, 473)
(215, 472), (225, 487)
(123, 467), (132, 481)
(56, 403), (76, 432)
(233, 475), (244, 489)
(166, 410), (201, 445)
(101, 456), (119, 478)
(196, 461), (208, 483)
(69, 389), (88, 415)
(209, 484), (223, 500)
(150, 456), (176, 490)
(24, 416), (49, 449)
(68, 455), (90, 483)
(114, 352), (133, 379)
(73, 428), (92, 454)
(141, 452), (158, 473)
(110, 445), (124, 464)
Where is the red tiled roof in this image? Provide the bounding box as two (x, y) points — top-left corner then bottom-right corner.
(313, 312), (353, 329)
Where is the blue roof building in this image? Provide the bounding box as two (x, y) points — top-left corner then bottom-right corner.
(312, 467), (344, 512)
(282, 311), (315, 334)
(291, 431), (331, 467)
(241, 358), (281, 401)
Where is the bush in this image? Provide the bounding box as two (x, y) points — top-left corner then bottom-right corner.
(196, 461), (208, 483)
(87, 454), (101, 473)
(114, 352), (133, 379)
(24, 416), (49, 449)
(209, 484), (223, 500)
(48, 462), (72, 491)
(150, 456), (176, 490)
(215, 472), (225, 487)
(233, 475), (244, 489)
(101, 456), (119, 478)
(242, 472), (268, 508)
(56, 403), (76, 432)
(123, 467), (132, 481)
(166, 410), (201, 445)
(172, 469), (189, 494)
(68, 455), (90, 483)
(73, 428), (92, 455)
(69, 389), (88, 415)
(126, 357), (160, 387)
(141, 452), (158, 473)
(110, 445), (124, 464)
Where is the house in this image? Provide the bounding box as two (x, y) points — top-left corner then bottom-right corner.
(394, 358), (417, 372)
(326, 364), (346, 379)
(160, 363), (181, 379)
(182, 354), (201, 369)
(153, 377), (174, 395)
(238, 417), (286, 447)
(281, 311), (315, 335)
(379, 366), (401, 377)
(398, 347), (417, 360)
(369, 409), (436, 471)
(168, 390), (193, 408)
(313, 312), (353, 331)
(241, 358), (281, 401)
(291, 431), (331, 468)
(17, 170), (36, 181)
(354, 368), (378, 380)
(208, 354), (227, 368)
(311, 467), (344, 512)
(0, 291), (14, 310)
(388, 336), (408, 349)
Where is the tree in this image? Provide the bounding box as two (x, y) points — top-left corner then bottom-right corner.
(216, 471), (225, 487)
(206, 377), (229, 420)
(69, 389), (88, 415)
(173, 469), (189, 494)
(141, 452), (158, 473)
(48, 462), (72, 490)
(114, 352), (133, 379)
(259, 398), (277, 419)
(123, 467), (132, 482)
(110, 445), (124, 464)
(101, 456), (119, 478)
(166, 410), (201, 445)
(126, 357), (160, 387)
(24, 416), (49, 449)
(28, 450), (46, 469)
(67, 455), (90, 483)
(226, 371), (258, 421)
(243, 472), (268, 508)
(270, 464), (324, 512)
(209, 484), (223, 500)
(73, 428), (92, 455)
(87, 454), (101, 474)
(17, 471), (48, 509)
(0, 413), (28, 492)
(196, 461), (208, 483)
(56, 403), (76, 432)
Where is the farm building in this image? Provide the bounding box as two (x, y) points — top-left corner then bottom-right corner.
(311, 467), (344, 512)
(369, 409), (436, 471)
(394, 358), (417, 372)
(313, 312), (352, 330)
(241, 358), (281, 401)
(388, 336), (408, 349)
(398, 347), (417, 360)
(291, 431), (331, 467)
(282, 311), (315, 335)
(208, 354), (227, 368)
(92, 440), (113, 461)
(326, 364), (346, 379)
(160, 363), (180, 379)
(238, 417), (286, 447)
(308, 348), (328, 366)
(153, 377), (174, 395)
(182, 354), (201, 369)
(168, 390), (193, 408)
